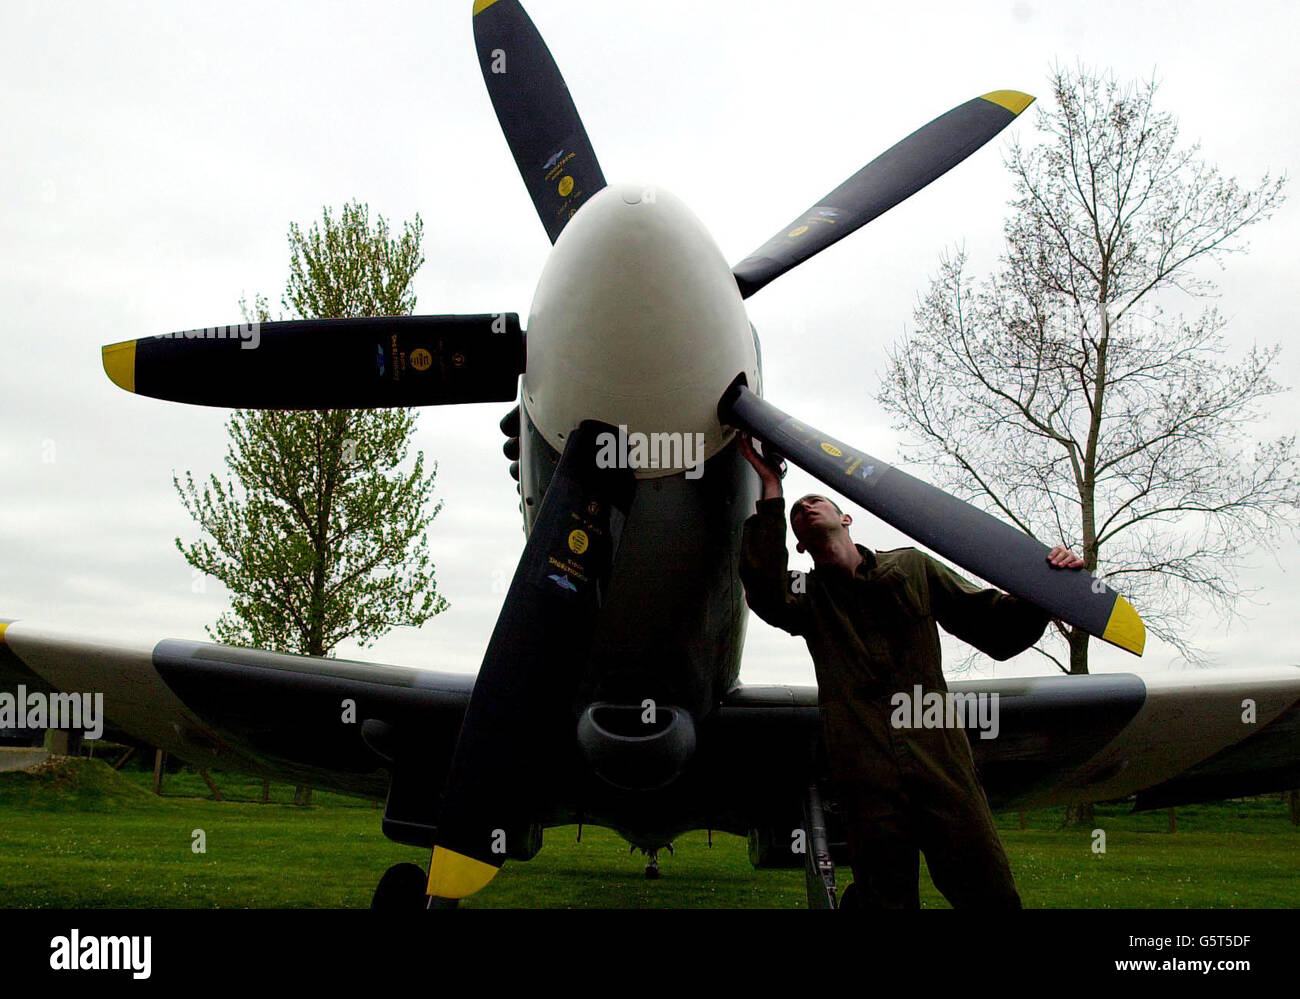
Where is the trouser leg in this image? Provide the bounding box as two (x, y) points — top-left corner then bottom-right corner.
(841, 781), (921, 909)
(907, 730), (1021, 908)
(824, 699), (924, 908)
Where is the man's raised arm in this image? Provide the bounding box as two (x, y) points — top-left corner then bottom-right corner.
(738, 435), (809, 637)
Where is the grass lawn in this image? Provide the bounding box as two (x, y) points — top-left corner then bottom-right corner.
(1, 758), (1296, 908)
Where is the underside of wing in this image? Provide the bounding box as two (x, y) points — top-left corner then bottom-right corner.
(7, 617), (1298, 855)
(976, 667), (1300, 810)
(706, 666), (1300, 830)
(0, 620), (473, 806)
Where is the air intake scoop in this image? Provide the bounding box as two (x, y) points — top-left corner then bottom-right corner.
(576, 702), (696, 791)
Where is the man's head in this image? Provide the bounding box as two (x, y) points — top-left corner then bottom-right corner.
(789, 493), (852, 552)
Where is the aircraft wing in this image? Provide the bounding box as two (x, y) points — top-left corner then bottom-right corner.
(0, 620), (473, 802)
(706, 667), (1300, 820)
(5, 617), (1298, 842)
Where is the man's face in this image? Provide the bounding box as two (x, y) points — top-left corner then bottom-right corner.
(790, 494), (847, 543)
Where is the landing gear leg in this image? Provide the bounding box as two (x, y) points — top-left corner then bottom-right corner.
(802, 784), (837, 910)
(632, 841), (673, 879)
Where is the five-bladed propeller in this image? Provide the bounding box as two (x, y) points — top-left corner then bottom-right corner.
(99, 0), (1145, 905)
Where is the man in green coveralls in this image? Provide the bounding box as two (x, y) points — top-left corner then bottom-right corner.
(738, 436), (1083, 908)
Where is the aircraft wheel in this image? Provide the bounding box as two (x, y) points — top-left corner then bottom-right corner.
(371, 862), (429, 911)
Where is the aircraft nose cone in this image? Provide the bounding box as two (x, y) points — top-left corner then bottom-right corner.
(522, 183), (758, 476)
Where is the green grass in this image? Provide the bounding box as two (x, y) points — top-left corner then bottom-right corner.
(988, 801), (1300, 908)
(1, 759), (1296, 908)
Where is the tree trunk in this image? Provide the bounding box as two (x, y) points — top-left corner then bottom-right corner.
(1062, 631), (1093, 823)
(1067, 628), (1091, 675)
(1167, 807), (1176, 833)
(261, 778), (270, 804)
(152, 749), (166, 795)
(293, 785), (313, 806)
(1290, 789), (1299, 826)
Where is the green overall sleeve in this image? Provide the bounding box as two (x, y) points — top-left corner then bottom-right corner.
(740, 497), (810, 637)
(924, 554), (1051, 661)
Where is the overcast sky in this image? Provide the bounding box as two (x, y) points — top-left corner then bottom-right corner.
(2, 0), (1296, 687)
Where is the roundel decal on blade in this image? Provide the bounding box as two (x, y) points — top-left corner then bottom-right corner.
(411, 348), (432, 372)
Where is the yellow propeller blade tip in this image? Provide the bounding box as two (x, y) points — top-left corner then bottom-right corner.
(0, 621), (9, 646)
(102, 341), (136, 394)
(1102, 594), (1146, 656)
(473, 0), (502, 15)
(426, 845), (500, 899)
(981, 90), (1035, 115)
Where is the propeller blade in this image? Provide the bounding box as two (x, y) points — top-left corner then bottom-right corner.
(427, 420), (636, 900)
(719, 382), (1145, 656)
(102, 314), (524, 409)
(473, 0), (606, 243)
(732, 91), (1034, 298)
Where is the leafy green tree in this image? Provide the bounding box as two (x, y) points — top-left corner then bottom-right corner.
(176, 201), (448, 661)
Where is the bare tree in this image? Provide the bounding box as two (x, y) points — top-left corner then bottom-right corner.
(879, 66), (1295, 676)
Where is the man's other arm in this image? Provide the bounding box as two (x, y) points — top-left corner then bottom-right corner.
(925, 554), (1075, 661)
